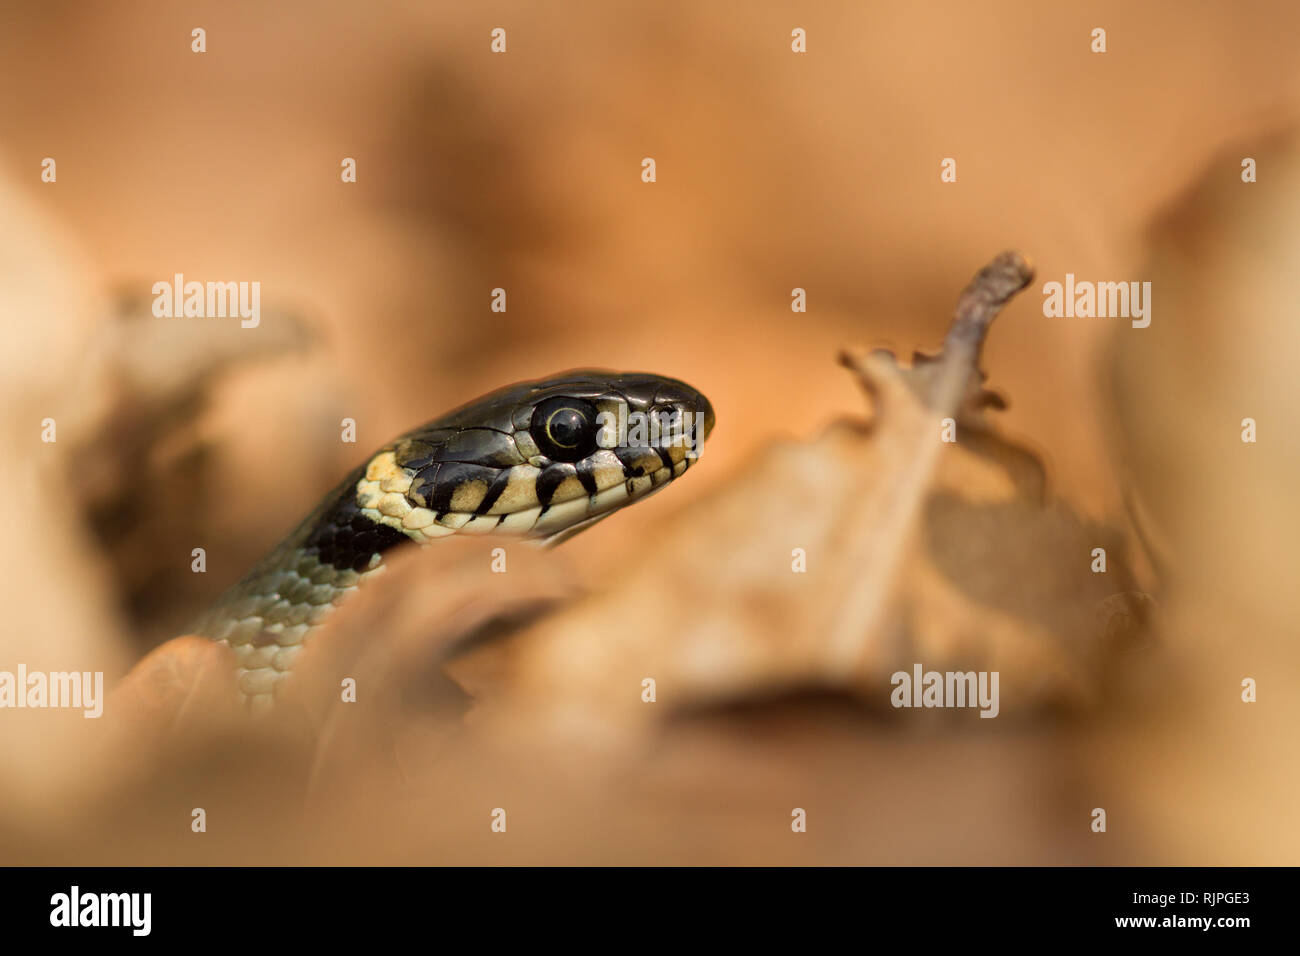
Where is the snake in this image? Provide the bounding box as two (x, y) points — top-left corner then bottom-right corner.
(192, 370), (714, 710)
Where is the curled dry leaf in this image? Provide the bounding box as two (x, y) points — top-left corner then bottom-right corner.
(277, 538), (576, 797)
(63, 293), (318, 637)
(104, 637), (243, 749)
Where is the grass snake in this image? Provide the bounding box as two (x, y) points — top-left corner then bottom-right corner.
(191, 370), (714, 710)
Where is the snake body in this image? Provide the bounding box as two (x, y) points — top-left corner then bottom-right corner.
(193, 370), (714, 708)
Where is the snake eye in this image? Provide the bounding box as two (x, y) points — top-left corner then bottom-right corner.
(530, 397), (599, 462)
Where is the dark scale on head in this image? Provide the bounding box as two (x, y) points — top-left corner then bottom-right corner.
(574, 458), (600, 498)
(391, 433), (454, 472)
(475, 466), (514, 516)
(434, 428), (521, 469)
(429, 462), (498, 515)
(400, 425), (526, 518)
(615, 445), (652, 478)
(535, 462), (576, 512)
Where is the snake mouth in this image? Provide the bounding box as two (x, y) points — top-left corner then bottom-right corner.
(353, 371), (713, 544)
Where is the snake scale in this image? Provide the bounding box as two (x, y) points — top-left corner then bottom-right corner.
(192, 370), (714, 710)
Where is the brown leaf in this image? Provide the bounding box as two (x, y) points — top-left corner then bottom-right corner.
(268, 538), (577, 798)
(107, 636), (242, 740)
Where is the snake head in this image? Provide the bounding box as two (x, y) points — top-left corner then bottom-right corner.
(357, 370), (714, 545)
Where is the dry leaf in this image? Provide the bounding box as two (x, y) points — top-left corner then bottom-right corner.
(1103, 123), (1300, 863)
(62, 293), (318, 638)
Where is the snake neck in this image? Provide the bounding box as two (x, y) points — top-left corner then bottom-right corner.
(192, 466), (414, 708)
